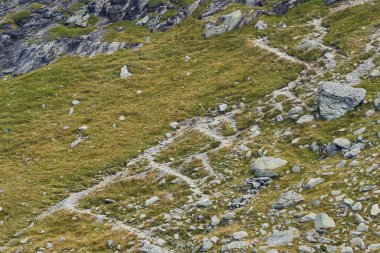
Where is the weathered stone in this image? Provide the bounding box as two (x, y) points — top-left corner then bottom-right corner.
(232, 231), (248, 240)
(271, 191), (304, 209)
(120, 65), (132, 78)
(297, 114), (315, 124)
(251, 157), (288, 178)
(220, 241), (249, 252)
(304, 178), (324, 190)
(317, 82), (366, 120)
(266, 229), (298, 246)
(204, 10), (245, 37)
(332, 138), (351, 149)
(314, 213), (335, 230)
(144, 196), (159, 206)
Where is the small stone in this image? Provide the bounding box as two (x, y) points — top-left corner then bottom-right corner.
(304, 178), (324, 190)
(221, 241), (249, 252)
(291, 165), (301, 173)
(106, 239), (116, 249)
(333, 138), (351, 149)
(300, 213), (316, 223)
(356, 222), (369, 232)
(370, 204), (379, 216)
(298, 245), (316, 253)
(120, 65), (132, 78)
(297, 114), (314, 124)
(78, 125), (89, 131)
(144, 196), (159, 207)
(20, 238), (28, 244)
(314, 213), (335, 230)
(169, 122), (179, 130)
(210, 216), (220, 226)
(351, 202), (362, 211)
(271, 191), (304, 209)
(201, 237), (213, 251)
(218, 103), (228, 112)
(265, 229), (297, 246)
(197, 198), (212, 208)
(232, 231), (248, 240)
(71, 100), (80, 106)
(255, 20), (267, 30)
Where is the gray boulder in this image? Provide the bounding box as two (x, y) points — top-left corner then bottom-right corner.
(332, 138), (351, 149)
(204, 10), (245, 37)
(220, 241), (249, 252)
(251, 157), (288, 178)
(271, 191), (304, 209)
(317, 82), (366, 120)
(266, 229), (298, 246)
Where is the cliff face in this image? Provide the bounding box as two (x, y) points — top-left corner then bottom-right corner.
(0, 0), (305, 76)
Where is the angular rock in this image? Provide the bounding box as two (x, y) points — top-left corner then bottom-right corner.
(232, 231), (248, 240)
(204, 10), (245, 37)
(304, 178), (324, 190)
(120, 65), (132, 78)
(314, 213), (335, 230)
(251, 157), (288, 178)
(271, 191), (304, 209)
(144, 196), (159, 207)
(332, 138), (351, 149)
(317, 82), (366, 120)
(297, 114), (315, 124)
(220, 241), (249, 252)
(266, 229), (297, 246)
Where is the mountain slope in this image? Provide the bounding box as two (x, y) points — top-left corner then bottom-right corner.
(0, 0), (379, 252)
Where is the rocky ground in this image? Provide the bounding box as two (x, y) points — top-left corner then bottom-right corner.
(0, 0), (380, 252)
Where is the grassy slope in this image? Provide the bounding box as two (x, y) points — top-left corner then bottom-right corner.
(0, 17), (301, 243)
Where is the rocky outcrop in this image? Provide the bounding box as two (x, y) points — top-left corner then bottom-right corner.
(203, 10), (246, 37)
(4, 38), (141, 76)
(317, 81), (366, 120)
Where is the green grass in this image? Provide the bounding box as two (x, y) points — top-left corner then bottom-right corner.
(156, 130), (221, 163)
(6, 211), (138, 252)
(0, 10), (32, 27)
(49, 15), (99, 39)
(80, 171), (192, 223)
(49, 25), (95, 39)
(0, 17), (301, 244)
(104, 21), (151, 43)
(323, 0), (380, 56)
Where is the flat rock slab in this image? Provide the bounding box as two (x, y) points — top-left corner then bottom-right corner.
(252, 157), (288, 178)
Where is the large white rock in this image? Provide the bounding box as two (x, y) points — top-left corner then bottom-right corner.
(317, 82), (366, 120)
(120, 65), (132, 78)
